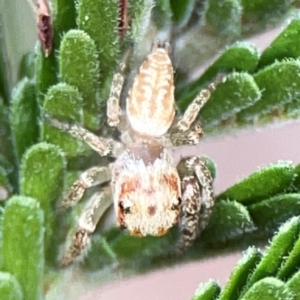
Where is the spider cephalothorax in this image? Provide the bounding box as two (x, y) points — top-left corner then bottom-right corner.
(49, 42), (225, 266)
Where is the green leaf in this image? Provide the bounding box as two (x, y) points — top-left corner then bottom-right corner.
(10, 78), (39, 162)
(219, 247), (262, 300)
(152, 0), (172, 29)
(277, 225), (300, 280)
(177, 42), (259, 111)
(244, 217), (300, 290)
(127, 0), (154, 47)
(0, 16), (10, 103)
(18, 52), (34, 80)
(241, 0), (293, 34)
(204, 0), (242, 37)
(59, 29), (100, 130)
(34, 44), (58, 105)
(0, 272), (23, 300)
(42, 83), (89, 157)
(201, 200), (256, 244)
(20, 142), (66, 263)
(237, 60), (300, 122)
(170, 0), (195, 26)
(192, 280), (221, 300)
(240, 277), (292, 300)
(217, 161), (295, 205)
(53, 0), (77, 48)
(286, 270), (300, 299)
(77, 0), (119, 74)
(248, 194), (300, 234)
(199, 72), (261, 128)
(259, 18), (300, 68)
(2, 196), (44, 300)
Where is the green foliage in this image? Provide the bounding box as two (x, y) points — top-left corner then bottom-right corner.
(1, 0), (300, 298)
(2, 196), (44, 300)
(196, 217), (300, 300)
(42, 83), (87, 157)
(59, 29), (100, 130)
(170, 0), (195, 26)
(20, 143), (65, 263)
(217, 161), (295, 204)
(204, 0), (242, 37)
(10, 78), (38, 162)
(77, 0), (119, 75)
(192, 280), (221, 300)
(0, 272), (23, 300)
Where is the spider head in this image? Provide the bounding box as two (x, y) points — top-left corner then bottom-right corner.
(112, 148), (182, 236)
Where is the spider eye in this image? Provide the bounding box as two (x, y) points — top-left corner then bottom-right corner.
(119, 201), (131, 214)
(177, 197), (182, 205)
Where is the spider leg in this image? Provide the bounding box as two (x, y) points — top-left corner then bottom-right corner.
(107, 47), (132, 127)
(175, 156), (214, 253)
(170, 120), (203, 146)
(58, 166), (111, 208)
(59, 188), (112, 267)
(170, 73), (225, 146)
(46, 117), (115, 156)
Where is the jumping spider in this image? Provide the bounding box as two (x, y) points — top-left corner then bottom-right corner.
(48, 42), (225, 266)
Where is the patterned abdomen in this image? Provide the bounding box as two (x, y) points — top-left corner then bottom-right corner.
(126, 47), (175, 137)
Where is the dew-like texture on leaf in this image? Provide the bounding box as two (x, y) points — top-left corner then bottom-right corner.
(219, 247), (262, 300)
(2, 196), (44, 300)
(192, 280), (220, 300)
(42, 83), (89, 157)
(286, 270), (300, 298)
(177, 42), (259, 112)
(10, 78), (39, 162)
(248, 193), (300, 234)
(277, 225), (300, 281)
(204, 0), (242, 37)
(217, 161), (295, 205)
(200, 72), (261, 127)
(240, 277), (293, 300)
(244, 217), (300, 291)
(77, 0), (119, 74)
(259, 18), (300, 68)
(0, 272), (23, 300)
(20, 142), (65, 263)
(201, 200), (256, 243)
(237, 60), (300, 122)
(170, 0), (195, 26)
(35, 44), (57, 105)
(59, 29), (100, 130)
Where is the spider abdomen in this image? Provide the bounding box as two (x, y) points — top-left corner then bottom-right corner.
(126, 47), (175, 137)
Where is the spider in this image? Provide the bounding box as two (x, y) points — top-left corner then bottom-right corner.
(48, 41), (225, 267)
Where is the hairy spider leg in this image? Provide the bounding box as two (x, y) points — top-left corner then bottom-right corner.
(175, 156), (214, 253)
(59, 188), (112, 267)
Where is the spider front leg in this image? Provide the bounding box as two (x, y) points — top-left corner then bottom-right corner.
(58, 166), (111, 208)
(107, 47), (132, 127)
(60, 187), (113, 267)
(46, 117), (114, 156)
(175, 156), (214, 253)
(171, 73), (226, 146)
